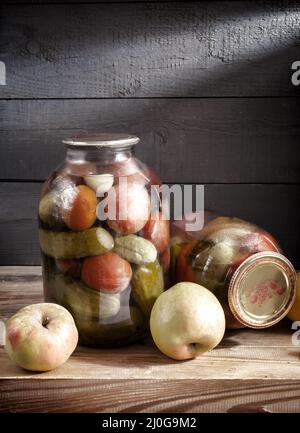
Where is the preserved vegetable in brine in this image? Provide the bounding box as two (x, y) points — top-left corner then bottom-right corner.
(39, 133), (170, 347)
(172, 215), (296, 329)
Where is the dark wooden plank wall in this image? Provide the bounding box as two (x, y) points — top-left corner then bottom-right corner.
(0, 1), (299, 266)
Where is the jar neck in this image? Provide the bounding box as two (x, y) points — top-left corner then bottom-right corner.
(65, 145), (134, 164)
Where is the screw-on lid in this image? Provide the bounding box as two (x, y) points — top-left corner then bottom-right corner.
(62, 133), (140, 147)
(228, 251), (296, 329)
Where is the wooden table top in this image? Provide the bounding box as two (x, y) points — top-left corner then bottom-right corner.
(1, 266), (300, 413)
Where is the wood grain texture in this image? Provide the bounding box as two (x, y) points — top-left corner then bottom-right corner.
(1, 1), (300, 98)
(1, 98), (300, 183)
(2, 379), (300, 413)
(0, 266), (300, 413)
(0, 182), (299, 267)
(1, 328), (300, 381)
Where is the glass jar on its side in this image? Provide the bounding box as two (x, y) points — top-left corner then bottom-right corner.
(171, 214), (296, 329)
(39, 133), (170, 346)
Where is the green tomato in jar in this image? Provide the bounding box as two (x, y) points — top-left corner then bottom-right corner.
(39, 191), (62, 226)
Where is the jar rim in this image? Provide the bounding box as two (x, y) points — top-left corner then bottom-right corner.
(228, 251), (296, 329)
(62, 133), (140, 147)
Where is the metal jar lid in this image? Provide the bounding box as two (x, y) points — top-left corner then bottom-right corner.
(228, 251), (297, 328)
(62, 133), (140, 147)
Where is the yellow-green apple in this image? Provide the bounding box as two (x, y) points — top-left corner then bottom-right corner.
(150, 282), (225, 360)
(5, 303), (78, 371)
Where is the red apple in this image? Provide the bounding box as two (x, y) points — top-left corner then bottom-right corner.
(5, 303), (78, 372)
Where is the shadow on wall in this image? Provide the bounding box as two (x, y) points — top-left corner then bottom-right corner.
(1, 1), (300, 98)
(0, 1), (300, 264)
(1, 3), (300, 182)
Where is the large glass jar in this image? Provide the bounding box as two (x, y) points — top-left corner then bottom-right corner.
(171, 213), (296, 329)
(39, 133), (169, 347)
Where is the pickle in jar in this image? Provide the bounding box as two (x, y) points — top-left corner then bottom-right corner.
(132, 260), (164, 316)
(39, 133), (168, 346)
(74, 305), (146, 346)
(114, 234), (157, 265)
(193, 241), (237, 282)
(39, 227), (114, 259)
(47, 273), (121, 321)
(47, 273), (101, 319)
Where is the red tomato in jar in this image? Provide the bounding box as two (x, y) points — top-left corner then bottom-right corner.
(56, 259), (82, 278)
(106, 181), (150, 235)
(176, 241), (198, 283)
(160, 248), (171, 274)
(141, 212), (170, 254)
(63, 185), (97, 231)
(240, 231), (280, 255)
(81, 252), (132, 293)
(226, 231), (280, 282)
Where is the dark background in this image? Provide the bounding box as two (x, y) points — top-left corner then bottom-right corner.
(0, 0), (299, 266)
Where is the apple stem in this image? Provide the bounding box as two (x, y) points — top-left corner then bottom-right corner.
(42, 317), (50, 328)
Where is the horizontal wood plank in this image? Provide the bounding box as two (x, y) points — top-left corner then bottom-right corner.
(1, 2), (300, 98)
(0, 266), (300, 413)
(2, 378), (300, 413)
(1, 98), (300, 183)
(0, 182), (298, 266)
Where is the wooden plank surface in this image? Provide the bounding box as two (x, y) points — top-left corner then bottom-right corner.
(0, 182), (298, 267)
(2, 379), (300, 413)
(1, 266), (300, 413)
(1, 98), (300, 183)
(1, 2), (300, 98)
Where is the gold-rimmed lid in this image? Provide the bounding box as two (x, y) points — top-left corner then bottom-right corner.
(228, 251), (296, 329)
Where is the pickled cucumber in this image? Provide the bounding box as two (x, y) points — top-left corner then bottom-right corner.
(47, 273), (102, 319)
(132, 260), (164, 316)
(48, 273), (122, 322)
(114, 234), (157, 265)
(99, 292), (121, 318)
(73, 305), (146, 346)
(39, 227), (114, 259)
(192, 241), (236, 287)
